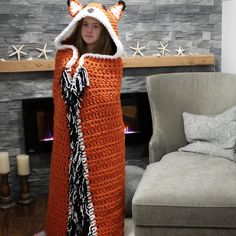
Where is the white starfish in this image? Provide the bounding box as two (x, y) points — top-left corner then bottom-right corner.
(36, 43), (53, 59)
(9, 45), (28, 61)
(176, 46), (185, 56)
(129, 41), (146, 57)
(157, 42), (170, 56)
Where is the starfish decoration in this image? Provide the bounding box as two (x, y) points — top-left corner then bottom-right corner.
(157, 42), (170, 56)
(176, 46), (185, 56)
(129, 41), (146, 57)
(36, 43), (53, 59)
(9, 45), (28, 61)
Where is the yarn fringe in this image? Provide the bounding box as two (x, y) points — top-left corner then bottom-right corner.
(61, 67), (97, 236)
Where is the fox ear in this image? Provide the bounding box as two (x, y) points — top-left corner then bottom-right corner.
(109, 1), (126, 21)
(67, 0), (83, 17)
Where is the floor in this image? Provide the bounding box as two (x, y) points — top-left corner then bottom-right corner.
(0, 194), (135, 236)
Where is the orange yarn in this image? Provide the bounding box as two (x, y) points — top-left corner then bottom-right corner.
(45, 50), (71, 236)
(46, 1), (126, 234)
(81, 56), (125, 236)
(45, 49), (125, 235)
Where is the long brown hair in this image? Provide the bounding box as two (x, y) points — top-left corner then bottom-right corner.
(64, 18), (117, 56)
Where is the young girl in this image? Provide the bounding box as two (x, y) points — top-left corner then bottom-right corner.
(44, 1), (126, 236)
(72, 16), (117, 55)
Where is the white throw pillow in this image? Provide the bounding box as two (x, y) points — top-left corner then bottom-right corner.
(179, 106), (236, 162)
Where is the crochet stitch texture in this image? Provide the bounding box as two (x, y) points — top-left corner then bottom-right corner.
(45, 1), (126, 235)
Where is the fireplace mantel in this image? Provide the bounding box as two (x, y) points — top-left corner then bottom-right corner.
(0, 54), (214, 73)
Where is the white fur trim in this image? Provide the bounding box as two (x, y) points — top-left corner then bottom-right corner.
(54, 6), (124, 68)
(110, 4), (123, 20)
(69, 1), (82, 17)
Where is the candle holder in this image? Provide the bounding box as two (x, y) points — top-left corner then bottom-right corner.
(0, 173), (16, 209)
(18, 174), (34, 205)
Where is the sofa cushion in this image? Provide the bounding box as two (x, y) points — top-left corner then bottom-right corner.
(132, 152), (236, 228)
(179, 106), (236, 161)
(179, 141), (236, 162)
(134, 226), (236, 236)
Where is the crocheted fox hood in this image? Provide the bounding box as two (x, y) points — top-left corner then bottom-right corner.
(46, 1), (126, 236)
(55, 0), (125, 69)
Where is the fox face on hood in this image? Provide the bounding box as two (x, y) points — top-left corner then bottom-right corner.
(55, 0), (126, 68)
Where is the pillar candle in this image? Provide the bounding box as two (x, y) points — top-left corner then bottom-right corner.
(0, 152), (10, 174)
(16, 154), (30, 176)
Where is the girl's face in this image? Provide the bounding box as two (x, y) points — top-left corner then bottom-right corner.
(81, 17), (103, 51)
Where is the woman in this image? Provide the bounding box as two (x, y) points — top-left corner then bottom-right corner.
(45, 1), (126, 236)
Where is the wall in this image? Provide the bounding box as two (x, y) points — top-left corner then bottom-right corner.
(0, 0), (222, 68)
(222, 0), (236, 73)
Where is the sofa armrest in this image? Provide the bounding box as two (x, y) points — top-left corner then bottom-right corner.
(149, 128), (168, 163)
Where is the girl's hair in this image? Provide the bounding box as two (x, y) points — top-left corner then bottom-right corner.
(64, 19), (117, 56)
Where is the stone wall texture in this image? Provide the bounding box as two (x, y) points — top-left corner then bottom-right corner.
(0, 0), (222, 67)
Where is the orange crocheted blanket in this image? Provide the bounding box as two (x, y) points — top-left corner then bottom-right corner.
(45, 2), (126, 235)
(46, 49), (125, 236)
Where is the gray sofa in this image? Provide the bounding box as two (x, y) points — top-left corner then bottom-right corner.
(132, 72), (236, 236)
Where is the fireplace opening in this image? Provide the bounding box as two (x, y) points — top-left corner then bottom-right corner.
(22, 92), (152, 154)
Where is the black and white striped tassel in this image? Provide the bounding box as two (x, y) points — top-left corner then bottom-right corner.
(61, 67), (89, 107)
(61, 67), (97, 236)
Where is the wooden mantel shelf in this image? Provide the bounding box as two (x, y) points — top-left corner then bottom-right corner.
(0, 54), (214, 73)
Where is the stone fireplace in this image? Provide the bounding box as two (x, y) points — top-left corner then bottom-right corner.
(22, 93), (152, 154)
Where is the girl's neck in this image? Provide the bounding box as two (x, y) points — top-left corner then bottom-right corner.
(86, 44), (96, 53)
